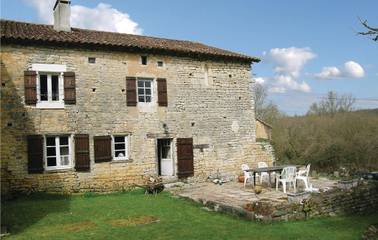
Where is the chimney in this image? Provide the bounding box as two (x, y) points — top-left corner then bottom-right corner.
(53, 0), (71, 32)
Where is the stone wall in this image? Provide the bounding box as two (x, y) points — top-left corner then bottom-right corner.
(245, 181), (378, 222)
(1, 44), (261, 194)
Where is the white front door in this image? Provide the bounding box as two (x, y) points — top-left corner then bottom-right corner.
(159, 139), (173, 176)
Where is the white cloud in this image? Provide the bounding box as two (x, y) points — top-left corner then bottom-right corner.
(344, 61), (364, 78)
(264, 47), (316, 78)
(315, 61), (365, 79)
(26, 0), (142, 34)
(254, 77), (265, 84)
(268, 86), (286, 93)
(260, 47), (316, 93)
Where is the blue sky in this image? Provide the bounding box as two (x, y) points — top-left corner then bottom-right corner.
(1, 0), (377, 114)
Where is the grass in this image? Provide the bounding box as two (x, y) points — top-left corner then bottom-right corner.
(1, 189), (377, 240)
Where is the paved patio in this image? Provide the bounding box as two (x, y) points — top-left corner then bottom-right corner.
(168, 177), (338, 210)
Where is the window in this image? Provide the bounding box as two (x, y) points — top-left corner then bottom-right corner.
(112, 136), (129, 160)
(31, 64), (66, 108)
(37, 73), (64, 108)
(137, 79), (152, 103)
(39, 74), (60, 101)
(88, 57), (96, 63)
(141, 56), (148, 65)
(45, 135), (71, 170)
(157, 61), (164, 67)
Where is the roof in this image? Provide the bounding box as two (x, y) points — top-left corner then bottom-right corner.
(0, 19), (260, 63)
(256, 118), (272, 128)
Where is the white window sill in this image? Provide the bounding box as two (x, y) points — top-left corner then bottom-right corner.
(113, 157), (129, 161)
(45, 166), (73, 172)
(36, 102), (64, 109)
(112, 158), (132, 163)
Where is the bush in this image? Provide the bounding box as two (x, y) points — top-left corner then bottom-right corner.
(271, 110), (378, 173)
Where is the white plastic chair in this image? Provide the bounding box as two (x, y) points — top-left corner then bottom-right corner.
(296, 164), (311, 190)
(241, 164), (253, 188)
(257, 162), (269, 185)
(276, 166), (297, 193)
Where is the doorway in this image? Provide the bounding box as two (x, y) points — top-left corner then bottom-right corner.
(157, 139), (173, 176)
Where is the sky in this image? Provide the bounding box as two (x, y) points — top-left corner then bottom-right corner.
(1, 0), (377, 115)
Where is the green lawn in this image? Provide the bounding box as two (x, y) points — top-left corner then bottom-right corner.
(2, 189), (376, 240)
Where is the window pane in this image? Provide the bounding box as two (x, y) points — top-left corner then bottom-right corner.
(60, 156), (69, 166)
(115, 143), (125, 150)
(115, 150), (126, 158)
(114, 136), (125, 143)
(47, 157), (56, 166)
(138, 96), (145, 102)
(46, 137), (56, 146)
(145, 81), (151, 87)
(138, 88), (144, 95)
(60, 146), (69, 155)
(51, 75), (59, 101)
(137, 81), (144, 87)
(40, 75), (48, 101)
(47, 147), (56, 156)
(145, 89), (151, 95)
(60, 136), (68, 145)
(145, 96), (151, 102)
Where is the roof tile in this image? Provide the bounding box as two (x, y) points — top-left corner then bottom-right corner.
(1, 19), (260, 63)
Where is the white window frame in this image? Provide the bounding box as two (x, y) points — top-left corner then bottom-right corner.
(112, 135), (129, 161)
(137, 78), (153, 103)
(31, 64), (66, 109)
(44, 135), (73, 171)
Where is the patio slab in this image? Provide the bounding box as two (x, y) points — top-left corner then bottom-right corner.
(168, 177), (338, 216)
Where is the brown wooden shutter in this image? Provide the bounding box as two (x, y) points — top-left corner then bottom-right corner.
(177, 138), (194, 178)
(126, 76), (137, 106)
(157, 78), (168, 106)
(75, 134), (90, 171)
(27, 135), (44, 173)
(24, 71), (37, 105)
(64, 72), (76, 104)
(94, 136), (112, 163)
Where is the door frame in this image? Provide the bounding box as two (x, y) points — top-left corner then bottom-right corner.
(156, 138), (175, 176)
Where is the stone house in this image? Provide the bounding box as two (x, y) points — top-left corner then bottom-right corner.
(255, 118), (272, 140)
(1, 0), (273, 194)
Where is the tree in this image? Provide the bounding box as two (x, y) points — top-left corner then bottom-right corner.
(358, 18), (378, 42)
(254, 83), (267, 118)
(253, 83), (284, 123)
(307, 91), (355, 116)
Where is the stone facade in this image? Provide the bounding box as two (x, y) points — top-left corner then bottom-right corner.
(0, 44), (270, 194)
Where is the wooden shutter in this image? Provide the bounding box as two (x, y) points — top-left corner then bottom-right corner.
(126, 76), (137, 106)
(64, 72), (76, 104)
(27, 135), (44, 173)
(94, 136), (112, 163)
(24, 71), (37, 105)
(75, 134), (90, 171)
(157, 78), (168, 106)
(177, 138), (194, 178)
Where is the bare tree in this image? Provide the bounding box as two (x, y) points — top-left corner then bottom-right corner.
(254, 83), (267, 119)
(307, 91), (355, 116)
(253, 83), (284, 123)
(358, 18), (378, 42)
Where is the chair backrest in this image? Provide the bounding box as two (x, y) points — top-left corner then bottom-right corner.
(241, 164), (250, 171)
(305, 164), (311, 177)
(241, 164), (251, 178)
(258, 162), (268, 168)
(281, 166), (297, 181)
